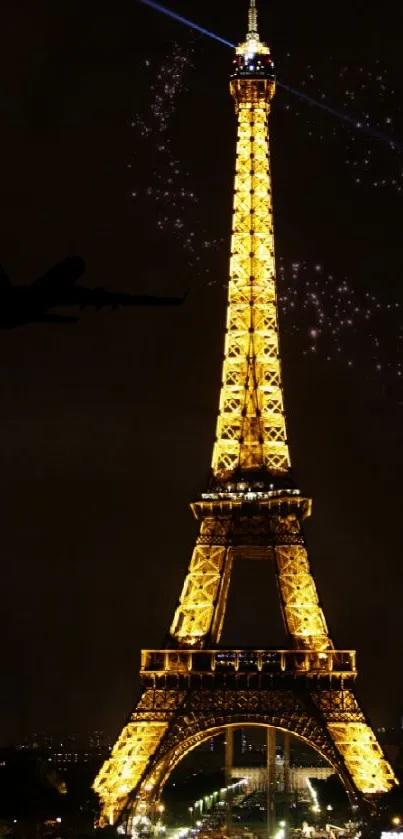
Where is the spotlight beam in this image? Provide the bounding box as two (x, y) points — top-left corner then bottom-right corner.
(138, 0), (402, 152)
(279, 82), (403, 153)
(139, 0), (234, 48)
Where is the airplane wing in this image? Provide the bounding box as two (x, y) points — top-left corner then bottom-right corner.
(55, 289), (188, 310)
(122, 292), (188, 307)
(32, 256), (86, 291)
(103, 292), (188, 308)
(0, 253), (186, 328)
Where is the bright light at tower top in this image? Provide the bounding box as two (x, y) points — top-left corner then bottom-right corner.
(237, 0), (270, 58)
(231, 0), (275, 85)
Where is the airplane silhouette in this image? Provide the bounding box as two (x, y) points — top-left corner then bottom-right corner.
(0, 256), (186, 328)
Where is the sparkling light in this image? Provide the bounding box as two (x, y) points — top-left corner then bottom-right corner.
(278, 56), (403, 194)
(129, 43), (223, 273)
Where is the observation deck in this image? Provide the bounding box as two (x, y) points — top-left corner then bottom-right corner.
(141, 649), (356, 689)
(193, 488), (311, 521)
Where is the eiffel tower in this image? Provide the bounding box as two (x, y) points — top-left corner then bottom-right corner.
(94, 1), (397, 828)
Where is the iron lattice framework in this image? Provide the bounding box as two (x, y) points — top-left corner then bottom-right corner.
(94, 2), (397, 827)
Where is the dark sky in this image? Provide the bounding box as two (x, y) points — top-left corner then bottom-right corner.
(0, 0), (403, 744)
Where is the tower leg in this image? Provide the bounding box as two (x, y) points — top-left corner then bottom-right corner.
(94, 685), (396, 827)
(267, 728), (276, 838)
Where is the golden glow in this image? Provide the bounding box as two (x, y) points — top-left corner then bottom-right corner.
(93, 719), (169, 827)
(275, 544), (331, 650)
(141, 648), (356, 677)
(327, 722), (396, 794)
(211, 72), (290, 480)
(93, 5), (398, 826)
(170, 505), (334, 650)
(169, 535), (228, 644)
(313, 690), (397, 794)
(237, 1), (270, 61)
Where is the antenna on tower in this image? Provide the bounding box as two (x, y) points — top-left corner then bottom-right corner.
(247, 0), (259, 41)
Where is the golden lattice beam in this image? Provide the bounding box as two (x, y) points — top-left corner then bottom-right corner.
(211, 47), (289, 480)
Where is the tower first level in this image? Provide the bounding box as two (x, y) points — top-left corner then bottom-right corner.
(94, 488), (396, 827)
(93, 0), (397, 827)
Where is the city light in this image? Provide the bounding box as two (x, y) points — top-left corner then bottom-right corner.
(307, 778), (321, 814)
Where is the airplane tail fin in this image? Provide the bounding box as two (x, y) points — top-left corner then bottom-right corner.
(0, 265), (11, 288)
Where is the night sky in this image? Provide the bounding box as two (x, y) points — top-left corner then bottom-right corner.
(0, 0), (402, 744)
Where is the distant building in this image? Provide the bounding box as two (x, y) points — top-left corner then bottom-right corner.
(231, 764), (334, 799)
(16, 730), (112, 769)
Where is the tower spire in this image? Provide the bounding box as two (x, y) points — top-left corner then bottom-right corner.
(211, 6), (282, 486)
(247, 0), (259, 41)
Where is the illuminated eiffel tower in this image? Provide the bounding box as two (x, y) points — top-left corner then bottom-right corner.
(94, 1), (397, 828)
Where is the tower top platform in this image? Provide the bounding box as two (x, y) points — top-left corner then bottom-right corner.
(236, 0), (270, 57)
